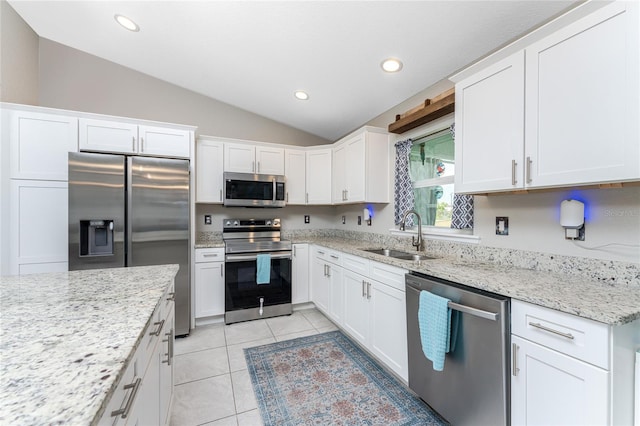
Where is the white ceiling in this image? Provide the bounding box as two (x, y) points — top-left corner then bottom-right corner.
(9, 1), (579, 141)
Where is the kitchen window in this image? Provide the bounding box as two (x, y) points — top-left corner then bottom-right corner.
(409, 129), (456, 228)
(394, 122), (475, 242)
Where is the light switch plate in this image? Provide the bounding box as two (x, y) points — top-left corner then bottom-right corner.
(342, 216), (346, 224)
(496, 217), (509, 235)
(304, 215), (310, 224)
(204, 214), (212, 225)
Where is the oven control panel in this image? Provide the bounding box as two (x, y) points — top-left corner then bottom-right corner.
(223, 218), (280, 229)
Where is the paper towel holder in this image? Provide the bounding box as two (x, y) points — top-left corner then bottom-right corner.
(560, 199), (585, 241)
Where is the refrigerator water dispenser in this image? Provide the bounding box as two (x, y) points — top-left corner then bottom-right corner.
(79, 220), (114, 256)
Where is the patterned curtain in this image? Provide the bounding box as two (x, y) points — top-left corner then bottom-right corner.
(394, 139), (414, 226)
(450, 123), (474, 229)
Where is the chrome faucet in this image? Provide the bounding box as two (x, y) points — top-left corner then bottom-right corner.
(400, 209), (423, 251)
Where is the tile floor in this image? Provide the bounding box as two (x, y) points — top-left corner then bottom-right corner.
(170, 308), (337, 426)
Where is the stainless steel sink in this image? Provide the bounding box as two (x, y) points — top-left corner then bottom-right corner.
(361, 248), (436, 261)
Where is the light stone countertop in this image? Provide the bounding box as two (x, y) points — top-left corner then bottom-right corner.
(0, 264), (179, 425)
(290, 237), (640, 326)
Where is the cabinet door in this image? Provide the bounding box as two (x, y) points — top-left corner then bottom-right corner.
(525, 2), (639, 188)
(311, 256), (329, 314)
(196, 139), (224, 203)
(455, 51), (525, 193)
(342, 270), (369, 346)
(331, 144), (346, 203)
(194, 261), (225, 318)
(511, 335), (609, 426)
(284, 149), (306, 205)
(327, 264), (343, 326)
(10, 180), (68, 275)
(224, 143), (255, 173)
(344, 135), (366, 202)
(138, 125), (190, 159)
(370, 281), (408, 380)
(159, 306), (174, 426)
(9, 110), (78, 180)
(292, 244), (310, 304)
(306, 149), (332, 204)
(79, 118), (138, 154)
(255, 146), (285, 175)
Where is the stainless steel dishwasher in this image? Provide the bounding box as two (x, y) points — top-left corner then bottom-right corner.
(406, 272), (511, 425)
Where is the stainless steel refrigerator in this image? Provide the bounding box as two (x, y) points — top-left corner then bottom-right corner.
(68, 152), (191, 336)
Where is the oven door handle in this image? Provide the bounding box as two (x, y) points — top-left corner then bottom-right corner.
(225, 252), (292, 262)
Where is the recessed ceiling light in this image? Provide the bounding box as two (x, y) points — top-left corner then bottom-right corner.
(114, 14), (140, 32)
(294, 90), (309, 101)
(381, 58), (403, 73)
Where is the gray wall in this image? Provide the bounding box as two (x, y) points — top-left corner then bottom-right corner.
(38, 39), (329, 146)
(0, 0), (39, 104)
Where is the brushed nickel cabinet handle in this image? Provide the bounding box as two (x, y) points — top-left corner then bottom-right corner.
(511, 160), (517, 186)
(166, 292), (175, 302)
(132, 136), (136, 152)
(140, 137), (144, 153)
(529, 322), (575, 340)
(512, 343), (519, 376)
(149, 319), (165, 337)
(219, 189), (223, 202)
(362, 280), (366, 297)
(286, 192), (289, 203)
(111, 377), (142, 418)
(162, 328), (174, 365)
(526, 156), (532, 184)
(366, 282), (371, 299)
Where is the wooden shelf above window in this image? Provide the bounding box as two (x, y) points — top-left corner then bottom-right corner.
(388, 88), (455, 134)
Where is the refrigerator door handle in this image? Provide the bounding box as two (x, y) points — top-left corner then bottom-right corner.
(126, 157), (133, 267)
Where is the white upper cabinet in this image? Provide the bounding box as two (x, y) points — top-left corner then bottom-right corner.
(9, 110), (78, 181)
(79, 118), (138, 154)
(256, 146), (285, 175)
(224, 142), (284, 175)
(284, 149), (307, 205)
(306, 148), (332, 205)
(454, 1), (639, 193)
(524, 1), (639, 188)
(196, 138), (224, 203)
(454, 51), (525, 193)
(79, 118), (191, 158)
(138, 125), (191, 159)
(332, 127), (390, 204)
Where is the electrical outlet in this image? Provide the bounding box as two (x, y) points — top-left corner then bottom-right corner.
(204, 214), (212, 225)
(342, 216), (346, 224)
(357, 216), (362, 225)
(496, 217), (509, 235)
(304, 215), (310, 224)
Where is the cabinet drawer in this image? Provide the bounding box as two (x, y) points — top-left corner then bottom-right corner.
(313, 246), (342, 266)
(369, 261), (407, 292)
(342, 253), (369, 276)
(195, 248), (224, 263)
(511, 300), (609, 369)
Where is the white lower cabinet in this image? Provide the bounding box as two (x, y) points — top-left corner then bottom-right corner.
(511, 299), (638, 426)
(194, 248), (225, 318)
(312, 247), (408, 381)
(99, 284), (175, 426)
(511, 335), (608, 426)
(292, 244), (310, 304)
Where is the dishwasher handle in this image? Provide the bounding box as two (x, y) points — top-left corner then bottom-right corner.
(448, 301), (500, 321)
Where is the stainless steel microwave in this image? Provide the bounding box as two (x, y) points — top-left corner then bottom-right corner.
(223, 172), (286, 207)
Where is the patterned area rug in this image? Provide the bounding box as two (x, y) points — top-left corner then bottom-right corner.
(244, 331), (447, 425)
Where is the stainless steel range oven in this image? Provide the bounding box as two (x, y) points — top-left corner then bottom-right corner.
(223, 218), (292, 324)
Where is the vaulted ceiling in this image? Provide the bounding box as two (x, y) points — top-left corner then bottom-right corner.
(9, 1), (579, 140)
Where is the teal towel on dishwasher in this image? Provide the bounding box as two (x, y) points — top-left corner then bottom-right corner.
(418, 290), (453, 371)
(256, 254), (271, 284)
